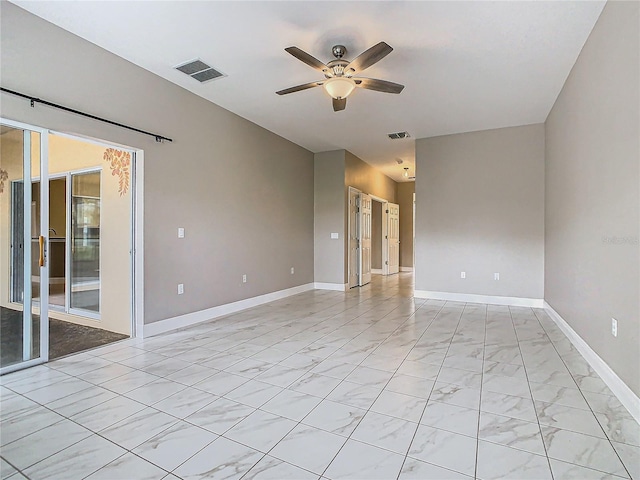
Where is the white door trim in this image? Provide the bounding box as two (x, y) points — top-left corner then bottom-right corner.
(369, 194), (388, 203)
(133, 150), (144, 338)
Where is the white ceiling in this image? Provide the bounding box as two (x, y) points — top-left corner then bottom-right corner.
(12, 1), (605, 182)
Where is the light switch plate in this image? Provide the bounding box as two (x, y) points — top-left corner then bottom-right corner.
(178, 227), (185, 238)
(177, 283), (184, 295)
(331, 233), (339, 239)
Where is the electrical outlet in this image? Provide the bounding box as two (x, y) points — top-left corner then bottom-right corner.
(178, 227), (185, 238)
(242, 274), (247, 283)
(494, 273), (500, 280)
(291, 267), (294, 274)
(177, 283), (184, 295)
(612, 318), (618, 337)
(461, 271), (466, 279)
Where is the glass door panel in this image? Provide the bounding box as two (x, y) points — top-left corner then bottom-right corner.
(1, 122), (49, 372)
(70, 171), (100, 314)
(48, 177), (67, 309)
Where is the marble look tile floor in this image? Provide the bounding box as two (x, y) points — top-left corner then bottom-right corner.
(1, 273), (638, 479)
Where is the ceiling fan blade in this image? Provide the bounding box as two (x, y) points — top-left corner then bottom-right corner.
(346, 42), (393, 74)
(333, 97), (346, 112)
(276, 81), (323, 95)
(284, 46), (329, 72)
(355, 78), (404, 94)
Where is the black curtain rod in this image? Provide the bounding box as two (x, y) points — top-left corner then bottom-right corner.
(1, 87), (172, 143)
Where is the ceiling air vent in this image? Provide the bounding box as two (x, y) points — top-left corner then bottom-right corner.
(388, 131), (410, 140)
(174, 59), (225, 83)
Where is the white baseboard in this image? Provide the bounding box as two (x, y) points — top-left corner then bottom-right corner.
(400, 267), (414, 272)
(372, 269), (383, 275)
(143, 283), (315, 338)
(314, 282), (349, 292)
(544, 301), (640, 424)
(413, 290), (544, 308)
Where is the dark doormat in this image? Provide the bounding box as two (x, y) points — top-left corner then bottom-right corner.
(1, 306), (129, 367)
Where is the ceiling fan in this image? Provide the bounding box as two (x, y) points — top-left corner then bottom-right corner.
(276, 42), (404, 112)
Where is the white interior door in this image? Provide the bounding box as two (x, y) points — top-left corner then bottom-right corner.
(348, 187), (360, 289)
(387, 202), (400, 275)
(359, 193), (372, 286)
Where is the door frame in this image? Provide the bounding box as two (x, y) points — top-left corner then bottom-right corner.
(369, 195), (389, 276)
(1, 118), (144, 375)
(49, 130), (143, 338)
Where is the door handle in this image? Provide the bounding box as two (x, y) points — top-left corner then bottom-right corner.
(39, 235), (45, 267)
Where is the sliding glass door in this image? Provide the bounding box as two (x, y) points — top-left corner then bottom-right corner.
(1, 120), (49, 373)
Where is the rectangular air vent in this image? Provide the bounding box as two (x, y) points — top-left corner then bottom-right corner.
(174, 59), (225, 83)
(388, 131), (410, 140)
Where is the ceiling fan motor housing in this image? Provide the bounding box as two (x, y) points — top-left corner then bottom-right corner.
(325, 60), (350, 78)
(332, 45), (347, 58)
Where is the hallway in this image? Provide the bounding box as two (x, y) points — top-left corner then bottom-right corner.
(1, 273), (637, 479)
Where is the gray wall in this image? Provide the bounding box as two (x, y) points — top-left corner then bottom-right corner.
(415, 124), (545, 299)
(313, 150), (346, 284)
(1, 3), (315, 325)
(545, 1), (639, 395)
(397, 182), (415, 268)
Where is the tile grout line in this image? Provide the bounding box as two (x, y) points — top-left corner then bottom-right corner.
(473, 303), (488, 480)
(0, 455), (31, 480)
(509, 305), (556, 480)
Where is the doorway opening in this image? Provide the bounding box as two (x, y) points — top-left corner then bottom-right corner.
(347, 187), (400, 289)
(1, 123), (137, 370)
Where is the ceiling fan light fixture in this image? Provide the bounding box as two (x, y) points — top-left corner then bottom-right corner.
(323, 77), (356, 99)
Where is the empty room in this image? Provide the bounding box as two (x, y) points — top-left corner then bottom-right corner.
(0, 1), (638, 479)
